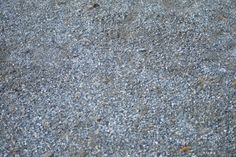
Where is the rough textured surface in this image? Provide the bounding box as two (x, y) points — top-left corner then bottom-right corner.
(1, 0), (236, 156)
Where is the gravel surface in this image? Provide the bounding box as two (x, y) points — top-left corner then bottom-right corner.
(1, 0), (236, 156)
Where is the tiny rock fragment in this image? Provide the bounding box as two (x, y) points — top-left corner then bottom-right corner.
(137, 48), (147, 52)
(42, 152), (54, 157)
(179, 145), (191, 152)
(217, 15), (227, 20)
(96, 117), (102, 122)
(232, 80), (236, 88)
(79, 38), (91, 46)
(79, 149), (87, 157)
(88, 3), (100, 10)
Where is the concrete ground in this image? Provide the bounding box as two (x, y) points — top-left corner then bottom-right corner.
(1, 0), (236, 156)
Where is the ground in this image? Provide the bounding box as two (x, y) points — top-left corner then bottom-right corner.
(0, 0), (236, 156)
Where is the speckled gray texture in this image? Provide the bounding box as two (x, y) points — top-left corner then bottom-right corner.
(1, 0), (236, 156)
